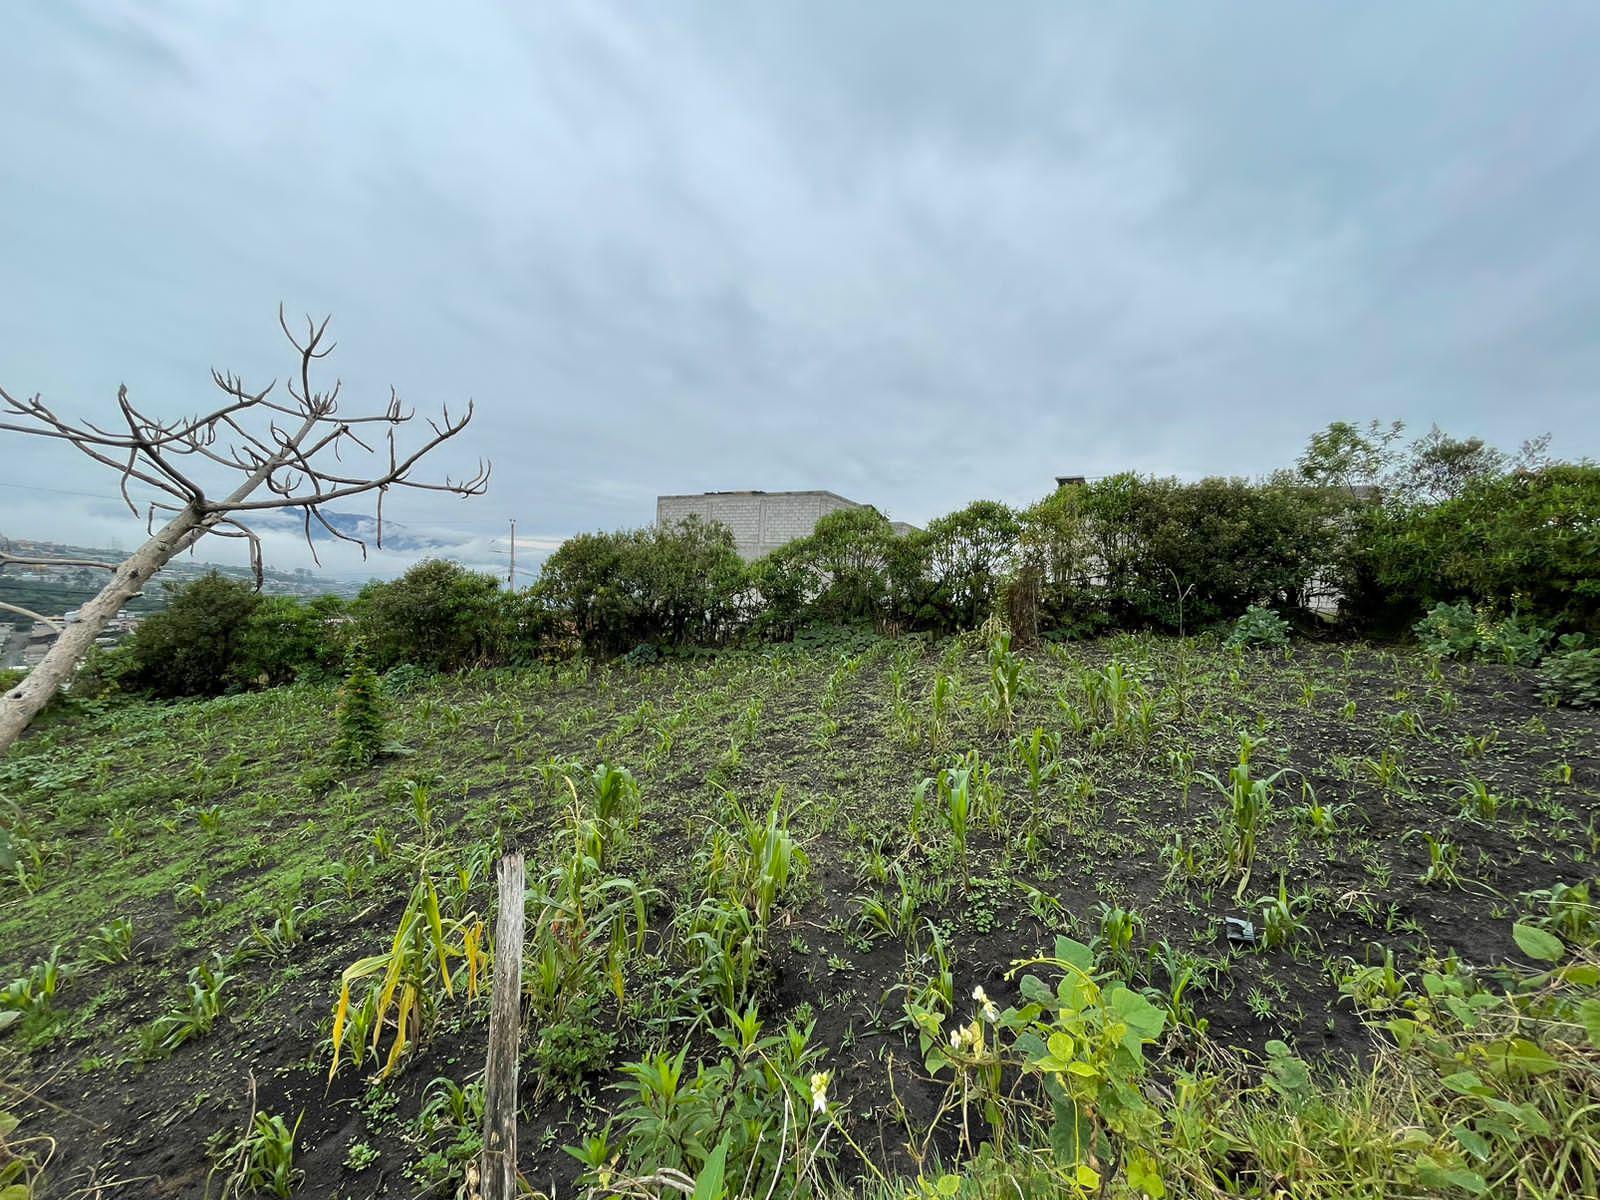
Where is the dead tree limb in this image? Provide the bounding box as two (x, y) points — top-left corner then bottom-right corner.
(0, 308), (489, 753)
(0, 603), (61, 634)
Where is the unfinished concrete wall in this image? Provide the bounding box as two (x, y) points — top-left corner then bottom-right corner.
(656, 490), (865, 560)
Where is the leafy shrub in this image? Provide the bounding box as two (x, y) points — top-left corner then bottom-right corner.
(333, 654), (386, 768)
(1414, 602), (1553, 665)
(1347, 463), (1600, 636)
(0, 668), (23, 694)
(1413, 600), (1480, 658)
(1225, 603), (1291, 650)
(532, 993), (616, 1093)
(532, 517), (747, 655)
(619, 642), (660, 667)
(575, 1014), (830, 1196)
(117, 572), (262, 697)
(379, 662), (431, 697)
(354, 559), (510, 672)
(1543, 647), (1600, 708)
(231, 594), (346, 687)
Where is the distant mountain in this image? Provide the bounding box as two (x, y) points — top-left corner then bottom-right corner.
(253, 509), (461, 553)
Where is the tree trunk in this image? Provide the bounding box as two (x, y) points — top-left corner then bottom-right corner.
(0, 505), (204, 755)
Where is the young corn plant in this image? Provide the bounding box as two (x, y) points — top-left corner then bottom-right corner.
(1010, 727), (1062, 823)
(1454, 776), (1502, 823)
(985, 631), (1026, 729)
(527, 812), (652, 1018)
(149, 952), (236, 1051)
(1144, 940), (1211, 1041)
(1255, 874), (1316, 952)
(1408, 829), (1463, 888)
(211, 1109), (303, 1200)
(1199, 737), (1290, 899)
(1090, 902), (1144, 976)
(83, 917), (135, 964)
(928, 672), (956, 751)
(935, 763), (973, 886)
(327, 873), (485, 1081)
(1293, 781), (1343, 837)
(856, 866), (920, 942)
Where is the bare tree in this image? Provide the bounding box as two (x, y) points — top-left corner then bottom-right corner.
(0, 308), (489, 754)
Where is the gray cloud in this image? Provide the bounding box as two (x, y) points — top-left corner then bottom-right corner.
(3, 2), (1597, 580)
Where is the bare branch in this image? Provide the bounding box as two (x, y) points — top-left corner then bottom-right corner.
(0, 602), (60, 633)
(0, 549), (118, 573)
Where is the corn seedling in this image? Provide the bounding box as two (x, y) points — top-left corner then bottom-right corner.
(1091, 901), (1144, 974)
(211, 1108), (303, 1200)
(1407, 829), (1463, 888)
(1256, 874), (1316, 951)
(327, 873), (485, 1081)
(1455, 777), (1502, 823)
(84, 917), (134, 964)
(1198, 736), (1290, 898)
(150, 952), (236, 1051)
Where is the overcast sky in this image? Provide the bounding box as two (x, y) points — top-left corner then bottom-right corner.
(3, 3), (1598, 580)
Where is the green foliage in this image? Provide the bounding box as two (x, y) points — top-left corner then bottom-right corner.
(1542, 647), (1600, 708)
(1225, 603), (1291, 650)
(911, 501), (1020, 633)
(354, 559), (511, 671)
(531, 991), (617, 1093)
(231, 594), (346, 687)
(1348, 463), (1600, 636)
(410, 1076), (484, 1191)
(0, 1103), (49, 1198)
(578, 1012), (832, 1197)
(1414, 601), (1553, 665)
(102, 574), (345, 698)
(211, 1109), (302, 1199)
(533, 516), (747, 655)
(116, 572), (262, 697)
(332, 654), (387, 769)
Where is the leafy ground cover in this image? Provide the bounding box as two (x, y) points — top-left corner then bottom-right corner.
(2, 630), (1598, 1198)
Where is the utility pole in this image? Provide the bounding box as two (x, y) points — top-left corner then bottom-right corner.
(507, 517), (516, 588)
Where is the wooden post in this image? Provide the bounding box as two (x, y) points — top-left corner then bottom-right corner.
(481, 852), (525, 1200)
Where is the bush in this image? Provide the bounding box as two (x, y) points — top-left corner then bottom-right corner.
(333, 653), (387, 768)
(1414, 602), (1553, 665)
(379, 663), (432, 697)
(1225, 604), (1291, 650)
(532, 517), (747, 655)
(354, 560), (509, 672)
(1347, 464), (1600, 636)
(117, 572), (262, 698)
(914, 500), (1020, 632)
(231, 594), (346, 688)
(1073, 474), (1347, 631)
(1543, 647), (1600, 708)
(619, 642), (660, 667)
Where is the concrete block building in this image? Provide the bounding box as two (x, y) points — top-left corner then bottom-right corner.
(656, 489), (906, 561)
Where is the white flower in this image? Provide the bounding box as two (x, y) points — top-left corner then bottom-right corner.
(972, 986), (1000, 1022)
(809, 1071), (830, 1114)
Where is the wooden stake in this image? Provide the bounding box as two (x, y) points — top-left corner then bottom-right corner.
(481, 852), (525, 1200)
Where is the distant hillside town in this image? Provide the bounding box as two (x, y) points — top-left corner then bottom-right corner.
(0, 536), (364, 671)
